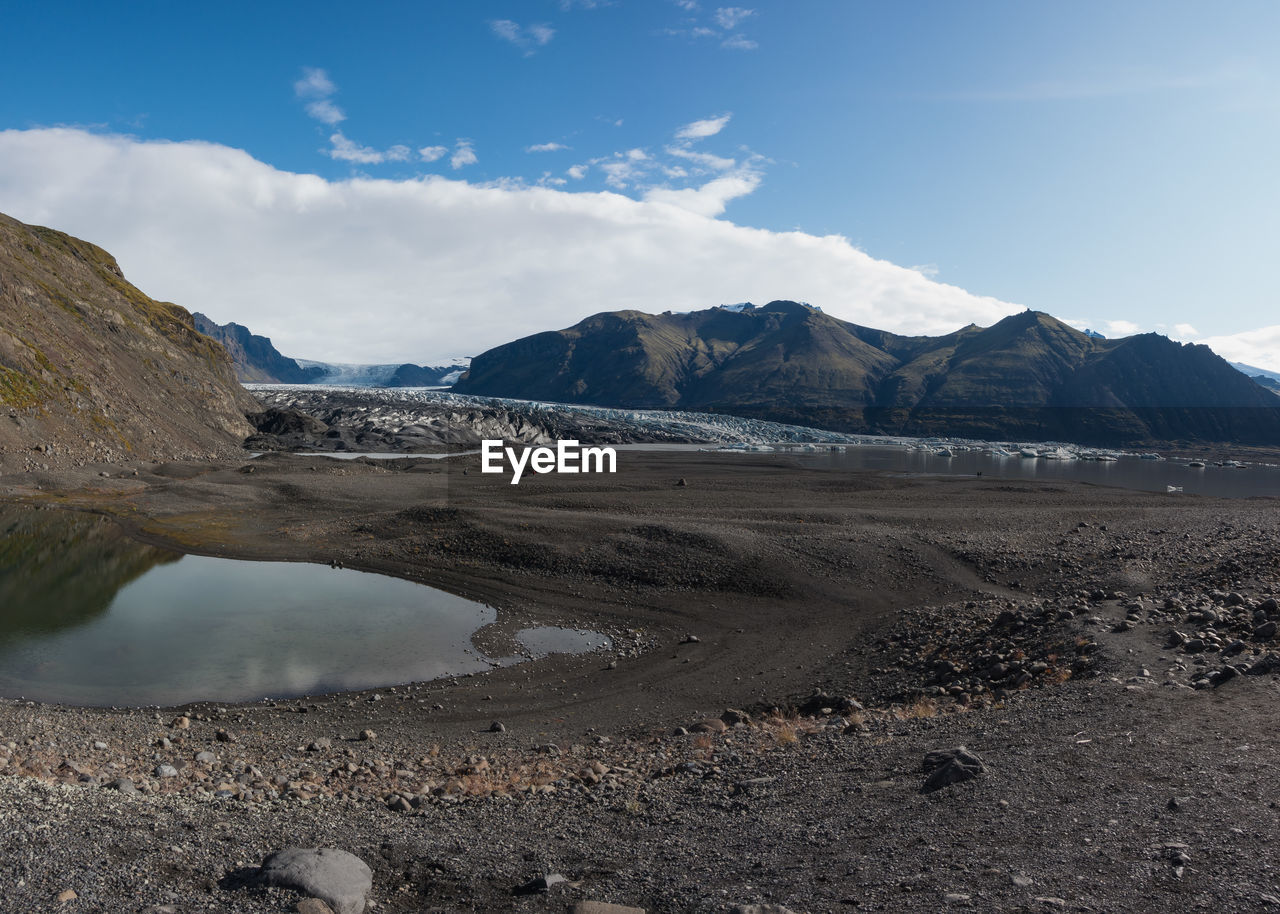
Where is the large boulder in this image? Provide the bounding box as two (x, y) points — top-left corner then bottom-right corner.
(257, 847), (372, 914)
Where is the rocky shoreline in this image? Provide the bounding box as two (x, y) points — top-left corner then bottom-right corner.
(1, 450), (1278, 912)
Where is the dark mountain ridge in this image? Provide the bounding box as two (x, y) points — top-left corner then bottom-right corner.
(453, 302), (1280, 446)
(192, 313), (461, 388)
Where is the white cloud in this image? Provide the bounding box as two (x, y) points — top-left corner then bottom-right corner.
(675, 114), (731, 141)
(304, 99), (346, 126)
(0, 128), (1026, 364)
(490, 19), (555, 53)
(721, 34), (758, 50)
(326, 132), (412, 165)
(294, 67), (346, 125)
(526, 142), (568, 153)
(666, 145), (737, 172)
(714, 7), (754, 29)
(1173, 322), (1199, 338)
(1103, 319), (1142, 337)
(644, 170), (761, 218)
(674, 0), (699, 9)
(294, 67), (336, 99)
(567, 164), (588, 180)
(451, 139), (478, 170)
(1182, 325), (1280, 373)
(327, 132), (387, 164)
(419, 145), (448, 162)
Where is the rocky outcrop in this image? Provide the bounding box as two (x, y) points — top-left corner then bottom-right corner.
(0, 212), (257, 469)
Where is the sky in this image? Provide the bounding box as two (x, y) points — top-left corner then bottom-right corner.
(0, 1), (1277, 368)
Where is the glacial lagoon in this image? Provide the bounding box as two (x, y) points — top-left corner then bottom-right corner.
(0, 507), (607, 707)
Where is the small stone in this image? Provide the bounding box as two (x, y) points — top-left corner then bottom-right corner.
(1254, 621), (1277, 640)
(731, 906), (798, 914)
(56, 889), (77, 903)
(106, 777), (137, 795)
(92, 741), (108, 751)
(1033, 899), (1067, 908)
(195, 751), (217, 764)
(359, 729), (376, 741)
(682, 634), (700, 644)
(296, 899), (336, 914)
(171, 716), (190, 729)
(489, 721), (506, 733)
(689, 719), (727, 734)
(921, 747), (985, 793)
(573, 903), (647, 914)
(308, 738), (333, 752)
(154, 764), (179, 779)
(215, 728), (234, 742)
(514, 873), (568, 895)
(386, 795), (412, 814)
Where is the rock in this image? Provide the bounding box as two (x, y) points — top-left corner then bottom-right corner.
(56, 889), (77, 903)
(921, 747), (986, 793)
(171, 715), (190, 729)
(92, 740), (108, 751)
(489, 721), (506, 733)
(681, 633), (700, 644)
(513, 873), (567, 895)
(385, 795), (412, 814)
(1254, 621), (1277, 640)
(309, 738), (333, 752)
(573, 903), (646, 914)
(105, 777), (137, 795)
(154, 764), (179, 779)
(297, 899), (336, 914)
(676, 477), (687, 487)
(358, 729), (376, 741)
(721, 708), (751, 726)
(195, 751), (217, 764)
(258, 848), (373, 914)
(689, 718), (727, 734)
(731, 905), (799, 914)
(215, 728), (234, 742)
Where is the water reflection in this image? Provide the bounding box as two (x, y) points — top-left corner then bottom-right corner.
(0, 506), (605, 706)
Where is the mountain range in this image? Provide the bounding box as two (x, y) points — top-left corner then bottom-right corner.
(0, 212), (254, 468)
(453, 301), (1280, 446)
(191, 313), (463, 387)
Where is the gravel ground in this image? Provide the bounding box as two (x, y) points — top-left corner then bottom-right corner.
(1, 451), (1278, 912)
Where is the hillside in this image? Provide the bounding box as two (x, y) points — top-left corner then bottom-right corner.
(454, 302), (1280, 446)
(0, 212), (257, 470)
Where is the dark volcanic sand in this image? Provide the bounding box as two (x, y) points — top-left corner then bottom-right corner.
(1, 451), (1279, 913)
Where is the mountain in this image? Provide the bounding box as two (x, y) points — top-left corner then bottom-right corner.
(0, 213), (256, 469)
(191, 313), (325, 384)
(192, 314), (463, 387)
(453, 301), (1280, 446)
(1227, 360), (1280, 398)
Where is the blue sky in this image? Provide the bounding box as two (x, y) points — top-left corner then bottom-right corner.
(1, 1), (1277, 366)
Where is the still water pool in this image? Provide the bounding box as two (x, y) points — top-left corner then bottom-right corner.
(0, 506), (606, 707)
